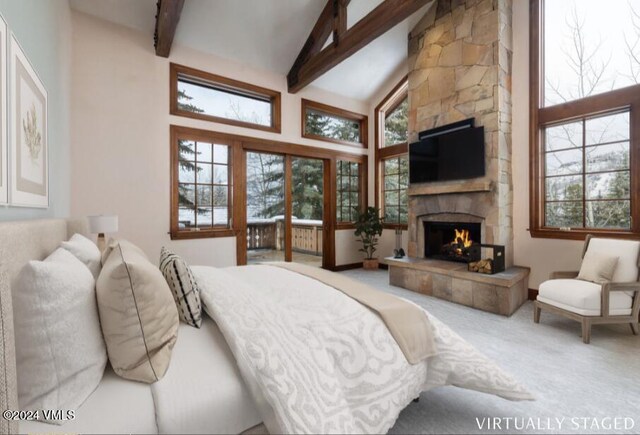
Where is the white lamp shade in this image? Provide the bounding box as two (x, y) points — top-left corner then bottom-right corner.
(88, 215), (119, 234)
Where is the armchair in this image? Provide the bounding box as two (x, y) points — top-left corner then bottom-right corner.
(533, 235), (640, 344)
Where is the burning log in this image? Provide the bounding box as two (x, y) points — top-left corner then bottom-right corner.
(468, 258), (493, 274)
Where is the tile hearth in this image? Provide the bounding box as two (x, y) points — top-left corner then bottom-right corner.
(386, 257), (529, 316)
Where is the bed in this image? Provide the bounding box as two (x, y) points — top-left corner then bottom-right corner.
(0, 219), (532, 435)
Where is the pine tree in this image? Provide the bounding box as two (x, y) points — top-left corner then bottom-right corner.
(177, 89), (206, 214)
(384, 98), (408, 146)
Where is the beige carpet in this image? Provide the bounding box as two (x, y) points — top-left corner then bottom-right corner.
(340, 269), (640, 435)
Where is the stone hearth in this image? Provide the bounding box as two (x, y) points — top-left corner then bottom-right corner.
(387, 257), (529, 316)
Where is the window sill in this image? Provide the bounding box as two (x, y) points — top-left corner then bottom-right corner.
(383, 223), (408, 231)
(170, 228), (237, 240)
(529, 227), (640, 241)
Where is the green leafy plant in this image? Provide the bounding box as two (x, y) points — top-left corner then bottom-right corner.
(354, 206), (384, 260)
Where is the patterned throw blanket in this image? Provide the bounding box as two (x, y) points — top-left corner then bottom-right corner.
(193, 265), (533, 434)
(268, 262), (437, 364)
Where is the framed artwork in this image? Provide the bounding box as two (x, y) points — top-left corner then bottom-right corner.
(10, 33), (48, 208)
(0, 16), (7, 205)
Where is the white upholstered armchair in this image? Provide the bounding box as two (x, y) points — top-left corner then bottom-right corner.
(533, 235), (640, 344)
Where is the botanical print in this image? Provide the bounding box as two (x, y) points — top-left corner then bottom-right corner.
(10, 34), (48, 208)
(18, 72), (45, 187)
(23, 103), (42, 160)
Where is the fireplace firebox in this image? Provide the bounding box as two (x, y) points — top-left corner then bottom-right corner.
(424, 221), (481, 263)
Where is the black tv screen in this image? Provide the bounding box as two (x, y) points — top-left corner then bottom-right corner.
(409, 126), (485, 183)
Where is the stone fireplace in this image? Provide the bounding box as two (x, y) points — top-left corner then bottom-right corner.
(386, 0), (528, 316)
(423, 217), (481, 262)
(406, 0), (514, 267)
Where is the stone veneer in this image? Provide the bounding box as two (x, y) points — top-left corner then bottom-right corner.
(406, 0), (514, 266)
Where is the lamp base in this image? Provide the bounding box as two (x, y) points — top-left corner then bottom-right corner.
(97, 233), (106, 252)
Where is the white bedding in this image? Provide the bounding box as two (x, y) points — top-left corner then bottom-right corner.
(152, 316), (262, 434)
(21, 318), (260, 435)
(194, 265), (534, 435)
(20, 365), (157, 434)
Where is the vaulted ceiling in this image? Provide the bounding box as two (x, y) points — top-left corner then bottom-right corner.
(69, 0), (433, 102)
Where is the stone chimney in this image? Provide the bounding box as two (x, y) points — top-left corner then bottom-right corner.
(406, 0), (514, 266)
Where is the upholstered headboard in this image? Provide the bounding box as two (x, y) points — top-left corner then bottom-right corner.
(0, 218), (87, 434)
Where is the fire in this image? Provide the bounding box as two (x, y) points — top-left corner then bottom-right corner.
(454, 229), (473, 249)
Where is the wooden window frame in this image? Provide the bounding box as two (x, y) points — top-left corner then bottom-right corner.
(335, 156), (367, 229)
(375, 77), (409, 230)
(170, 125), (367, 269)
(530, 0), (640, 241)
(170, 63), (282, 133)
(301, 99), (368, 148)
(170, 126), (237, 240)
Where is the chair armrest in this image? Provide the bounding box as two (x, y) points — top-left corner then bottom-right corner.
(601, 282), (640, 317)
(549, 271), (579, 279)
(602, 282), (640, 293)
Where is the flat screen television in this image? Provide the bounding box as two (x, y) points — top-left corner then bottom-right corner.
(409, 122), (485, 184)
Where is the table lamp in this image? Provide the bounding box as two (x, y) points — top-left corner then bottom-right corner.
(88, 215), (118, 252)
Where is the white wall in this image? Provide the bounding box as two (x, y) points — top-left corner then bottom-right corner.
(511, 0), (584, 288)
(70, 11), (369, 267)
(0, 0), (71, 221)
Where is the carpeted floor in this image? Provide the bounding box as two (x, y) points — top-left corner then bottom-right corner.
(340, 269), (640, 435)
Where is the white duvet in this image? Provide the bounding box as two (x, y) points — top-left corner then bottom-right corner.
(193, 265), (533, 434)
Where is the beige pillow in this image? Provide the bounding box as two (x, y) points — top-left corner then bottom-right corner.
(97, 240), (178, 383)
(577, 250), (619, 284)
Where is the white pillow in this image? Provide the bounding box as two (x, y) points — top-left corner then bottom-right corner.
(578, 250), (619, 284)
(12, 248), (107, 424)
(61, 233), (102, 279)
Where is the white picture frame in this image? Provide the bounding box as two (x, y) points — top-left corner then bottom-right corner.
(9, 33), (48, 208)
(0, 16), (7, 205)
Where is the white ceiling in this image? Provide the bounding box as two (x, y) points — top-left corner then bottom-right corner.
(69, 0), (433, 102)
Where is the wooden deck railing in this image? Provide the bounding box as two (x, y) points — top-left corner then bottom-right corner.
(247, 220), (323, 256)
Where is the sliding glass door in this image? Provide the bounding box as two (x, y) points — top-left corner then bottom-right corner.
(245, 152), (325, 267)
(291, 157), (324, 267)
(245, 151), (286, 264)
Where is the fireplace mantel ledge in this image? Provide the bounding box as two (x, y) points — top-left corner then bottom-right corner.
(408, 179), (493, 196)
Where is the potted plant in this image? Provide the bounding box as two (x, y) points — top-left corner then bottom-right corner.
(354, 206), (384, 270)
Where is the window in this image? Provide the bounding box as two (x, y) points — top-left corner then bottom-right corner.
(171, 128), (234, 239)
(531, 0), (640, 239)
(375, 77), (409, 228)
(336, 160), (361, 223)
(171, 63), (281, 133)
(302, 99), (368, 148)
(383, 156), (409, 224)
(384, 96), (408, 147)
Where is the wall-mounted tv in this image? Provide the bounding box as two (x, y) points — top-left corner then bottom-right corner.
(409, 118), (485, 184)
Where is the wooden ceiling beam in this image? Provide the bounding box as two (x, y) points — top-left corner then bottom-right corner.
(154, 0), (185, 58)
(289, 0), (351, 83)
(288, 0), (431, 93)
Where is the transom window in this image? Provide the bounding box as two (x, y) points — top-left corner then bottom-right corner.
(336, 160), (361, 223)
(384, 96), (408, 147)
(171, 63), (281, 133)
(530, 0), (640, 239)
(302, 99), (368, 148)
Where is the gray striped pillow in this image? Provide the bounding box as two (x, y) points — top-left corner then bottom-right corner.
(159, 247), (202, 328)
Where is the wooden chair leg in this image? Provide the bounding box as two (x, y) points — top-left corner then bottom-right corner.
(630, 322), (639, 335)
(533, 304), (541, 324)
(581, 319), (591, 344)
